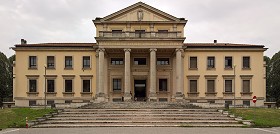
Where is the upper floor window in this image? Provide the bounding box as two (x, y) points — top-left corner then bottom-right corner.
(134, 58), (146, 65)
(83, 56), (90, 68)
(65, 56), (73, 69)
(189, 57), (197, 69)
(225, 80), (233, 92)
(159, 79), (167, 92)
(207, 57), (215, 68)
(158, 30), (168, 37)
(225, 57), (233, 68)
(111, 58), (123, 65)
(47, 79), (55, 92)
(135, 30), (145, 38)
(47, 56), (55, 68)
(29, 79), (37, 92)
(112, 30), (122, 37)
(113, 79), (122, 91)
(29, 56), (37, 68)
(243, 56), (250, 69)
(157, 58), (169, 65)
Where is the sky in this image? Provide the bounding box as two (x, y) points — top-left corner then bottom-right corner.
(0, 0), (279, 57)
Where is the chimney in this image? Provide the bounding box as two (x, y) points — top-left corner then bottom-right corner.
(21, 39), (27, 44)
(214, 40), (217, 43)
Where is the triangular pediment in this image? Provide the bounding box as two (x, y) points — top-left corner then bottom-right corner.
(101, 2), (180, 22)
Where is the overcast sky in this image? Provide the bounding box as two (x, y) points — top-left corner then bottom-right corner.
(0, 0), (279, 57)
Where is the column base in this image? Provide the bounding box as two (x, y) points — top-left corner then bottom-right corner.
(96, 93), (108, 102)
(123, 93), (132, 102)
(175, 92), (184, 101)
(149, 92), (157, 102)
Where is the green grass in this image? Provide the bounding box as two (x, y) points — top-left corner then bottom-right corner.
(229, 108), (280, 127)
(0, 108), (55, 129)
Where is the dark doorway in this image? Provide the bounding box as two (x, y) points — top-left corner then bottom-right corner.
(134, 80), (146, 101)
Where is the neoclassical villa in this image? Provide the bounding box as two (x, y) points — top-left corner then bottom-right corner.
(12, 2), (266, 107)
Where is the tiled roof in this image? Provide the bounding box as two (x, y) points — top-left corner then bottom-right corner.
(15, 43), (96, 47)
(184, 43), (265, 48)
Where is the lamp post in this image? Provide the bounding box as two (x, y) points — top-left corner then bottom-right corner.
(233, 64), (236, 108)
(44, 64), (47, 109)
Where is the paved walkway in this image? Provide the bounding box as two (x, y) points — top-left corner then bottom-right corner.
(1, 127), (280, 134)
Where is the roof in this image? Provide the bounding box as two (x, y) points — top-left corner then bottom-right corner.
(184, 43), (265, 48)
(15, 43), (96, 47)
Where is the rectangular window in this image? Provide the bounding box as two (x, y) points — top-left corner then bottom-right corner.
(135, 30), (145, 38)
(243, 57), (250, 68)
(29, 100), (36, 106)
(134, 58), (146, 65)
(243, 80), (250, 93)
(190, 80), (197, 93)
(207, 80), (215, 93)
(157, 58), (169, 65)
(190, 57), (197, 69)
(207, 57), (215, 68)
(112, 30), (122, 37)
(225, 101), (232, 105)
(83, 56), (90, 68)
(225, 80), (232, 92)
(65, 80), (73, 92)
(158, 30), (168, 37)
(159, 79), (167, 92)
(47, 80), (55, 92)
(65, 56), (73, 68)
(83, 80), (90, 92)
(113, 79), (122, 91)
(111, 58), (124, 65)
(47, 56), (55, 68)
(225, 57), (232, 68)
(29, 80), (37, 92)
(243, 101), (250, 106)
(29, 56), (37, 68)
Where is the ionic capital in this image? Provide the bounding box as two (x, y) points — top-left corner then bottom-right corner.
(124, 48), (131, 52)
(149, 48), (157, 52)
(96, 48), (105, 53)
(175, 48), (184, 53)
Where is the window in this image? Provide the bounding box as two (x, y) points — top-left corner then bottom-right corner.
(207, 57), (215, 68)
(190, 80), (197, 93)
(242, 80), (250, 93)
(135, 30), (145, 38)
(243, 57), (250, 68)
(158, 30), (168, 37)
(225, 57), (232, 68)
(159, 79), (167, 91)
(134, 58), (146, 65)
(207, 80), (215, 93)
(83, 56), (90, 68)
(113, 79), (122, 91)
(225, 80), (232, 92)
(29, 100), (36, 106)
(243, 100), (250, 106)
(157, 58), (169, 65)
(111, 58), (124, 65)
(47, 56), (55, 68)
(65, 56), (73, 68)
(29, 80), (37, 92)
(65, 80), (73, 92)
(82, 80), (91, 92)
(29, 56), (37, 68)
(189, 57), (197, 69)
(47, 80), (55, 92)
(225, 101), (232, 105)
(112, 30), (122, 37)
(47, 100), (54, 105)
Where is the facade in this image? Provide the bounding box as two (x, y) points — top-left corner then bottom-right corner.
(12, 2), (267, 107)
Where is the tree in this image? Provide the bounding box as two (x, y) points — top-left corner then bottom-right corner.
(264, 56), (272, 98)
(0, 52), (10, 107)
(269, 51), (280, 107)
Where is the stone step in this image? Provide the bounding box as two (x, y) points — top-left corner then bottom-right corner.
(55, 113), (227, 117)
(41, 120), (239, 124)
(63, 109), (217, 112)
(33, 123), (244, 128)
(60, 111), (220, 114)
(49, 116), (233, 120)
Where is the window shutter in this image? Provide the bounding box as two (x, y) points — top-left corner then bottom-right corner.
(207, 80), (215, 92)
(190, 80), (197, 92)
(225, 80), (232, 92)
(190, 57), (197, 69)
(243, 80), (250, 93)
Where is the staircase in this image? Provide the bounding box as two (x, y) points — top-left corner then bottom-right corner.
(32, 102), (244, 127)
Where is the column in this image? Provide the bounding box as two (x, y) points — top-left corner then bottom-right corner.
(96, 48), (106, 102)
(149, 48), (157, 101)
(124, 48), (132, 101)
(175, 48), (184, 100)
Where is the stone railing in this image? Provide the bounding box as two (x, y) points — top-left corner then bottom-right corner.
(99, 31), (182, 38)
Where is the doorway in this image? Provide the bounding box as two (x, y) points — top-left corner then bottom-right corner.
(134, 80), (146, 101)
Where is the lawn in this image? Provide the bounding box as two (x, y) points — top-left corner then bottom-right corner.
(0, 108), (55, 129)
(229, 108), (280, 127)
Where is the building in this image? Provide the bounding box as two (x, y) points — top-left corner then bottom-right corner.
(12, 2), (267, 107)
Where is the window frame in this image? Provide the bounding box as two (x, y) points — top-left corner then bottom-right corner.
(47, 56), (55, 69)
(83, 56), (91, 69)
(225, 56), (233, 69)
(29, 56), (37, 69)
(156, 58), (169, 65)
(111, 58), (124, 65)
(65, 56), (73, 69)
(64, 79), (73, 93)
(242, 56), (251, 69)
(112, 78), (122, 92)
(134, 58), (147, 65)
(207, 56), (215, 69)
(189, 56), (198, 69)
(159, 79), (168, 92)
(82, 79), (91, 93)
(29, 79), (37, 92)
(47, 79), (55, 93)
(224, 79), (233, 93)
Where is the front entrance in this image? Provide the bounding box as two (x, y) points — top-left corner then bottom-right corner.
(134, 80), (146, 101)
